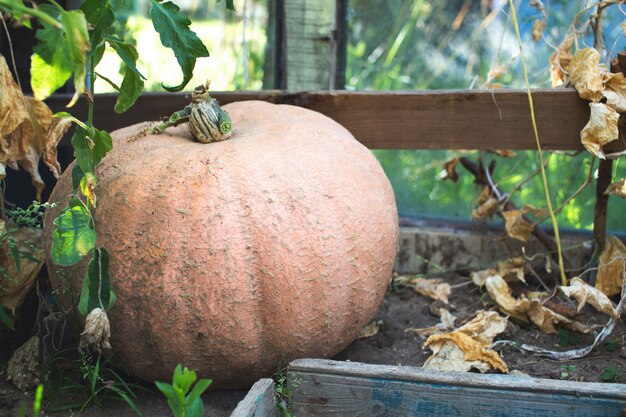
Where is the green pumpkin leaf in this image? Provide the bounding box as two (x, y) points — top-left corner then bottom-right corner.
(103, 38), (145, 113)
(92, 128), (113, 165)
(78, 248), (113, 314)
(105, 37), (146, 80)
(80, 0), (115, 47)
(71, 127), (94, 173)
(0, 303), (15, 331)
(115, 67), (144, 113)
(79, 172), (98, 207)
(51, 201), (96, 266)
(31, 12), (72, 100)
(72, 164), (85, 191)
(148, 0), (209, 92)
(59, 9), (91, 107)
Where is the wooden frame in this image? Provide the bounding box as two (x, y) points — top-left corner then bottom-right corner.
(46, 89), (618, 151)
(287, 359), (626, 417)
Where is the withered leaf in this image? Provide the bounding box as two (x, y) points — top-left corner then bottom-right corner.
(423, 311), (508, 373)
(439, 157), (459, 182)
(580, 102), (619, 159)
(358, 321), (380, 339)
(471, 257), (526, 286)
(485, 275), (530, 322)
(527, 300), (591, 334)
(487, 65), (507, 80)
(549, 34), (573, 87)
(605, 178), (626, 199)
(472, 188), (498, 220)
(560, 277), (619, 318)
(595, 236), (626, 298)
(411, 277), (451, 304)
(502, 209), (534, 242)
(602, 72), (626, 113)
(568, 48), (605, 102)
(0, 55), (71, 199)
(405, 308), (457, 337)
(531, 19), (546, 43)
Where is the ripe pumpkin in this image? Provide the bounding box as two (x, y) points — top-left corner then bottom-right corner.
(43, 101), (398, 389)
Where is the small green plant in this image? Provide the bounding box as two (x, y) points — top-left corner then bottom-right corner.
(557, 329), (579, 347)
(155, 364), (212, 417)
(274, 368), (300, 417)
(17, 384), (44, 417)
(604, 340), (620, 352)
(601, 365), (619, 382)
(560, 364), (577, 380)
(45, 353), (143, 416)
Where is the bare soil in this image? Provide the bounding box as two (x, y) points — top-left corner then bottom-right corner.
(1, 273), (624, 416)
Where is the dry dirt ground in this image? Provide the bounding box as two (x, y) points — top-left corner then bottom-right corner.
(1, 274), (624, 416)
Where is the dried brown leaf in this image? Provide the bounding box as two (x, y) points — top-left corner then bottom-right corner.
(358, 321), (380, 339)
(472, 188), (498, 220)
(405, 308), (457, 337)
(568, 48), (605, 101)
(521, 204), (548, 219)
(531, 19), (546, 43)
(602, 72), (626, 113)
(0, 55), (29, 139)
(560, 277), (618, 318)
(502, 209), (534, 242)
(471, 257), (526, 286)
(0, 56), (70, 199)
(606, 178), (626, 199)
(423, 311), (508, 373)
(485, 275), (530, 322)
(549, 35), (573, 87)
(530, 0), (544, 12)
(581, 102), (619, 159)
(80, 308), (112, 353)
(411, 277), (451, 304)
(439, 157), (459, 182)
(595, 236), (626, 298)
(527, 300), (591, 334)
(489, 150), (516, 158)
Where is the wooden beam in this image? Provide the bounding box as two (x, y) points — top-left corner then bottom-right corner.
(46, 89), (616, 151)
(287, 359), (626, 417)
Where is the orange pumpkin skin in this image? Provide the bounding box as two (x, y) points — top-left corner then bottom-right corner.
(43, 101), (398, 389)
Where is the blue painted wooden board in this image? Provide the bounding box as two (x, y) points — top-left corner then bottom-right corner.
(288, 359), (626, 417)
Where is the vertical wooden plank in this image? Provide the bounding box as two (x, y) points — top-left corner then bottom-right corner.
(230, 378), (277, 417)
(284, 0), (336, 89)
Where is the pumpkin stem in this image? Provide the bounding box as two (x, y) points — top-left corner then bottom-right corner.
(148, 79), (233, 144)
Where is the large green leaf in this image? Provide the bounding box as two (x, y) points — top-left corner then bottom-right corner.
(31, 11), (72, 100)
(92, 128), (113, 165)
(149, 0), (209, 92)
(105, 37), (146, 80)
(78, 248), (114, 314)
(71, 127), (94, 173)
(104, 38), (145, 113)
(60, 9), (90, 107)
(80, 0), (115, 47)
(51, 201), (96, 266)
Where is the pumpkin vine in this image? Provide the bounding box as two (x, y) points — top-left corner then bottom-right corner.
(0, 0), (234, 351)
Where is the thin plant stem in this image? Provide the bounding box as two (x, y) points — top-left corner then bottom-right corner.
(0, 0), (62, 29)
(508, 0), (567, 286)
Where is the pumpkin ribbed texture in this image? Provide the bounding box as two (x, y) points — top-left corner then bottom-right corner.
(43, 101), (398, 389)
